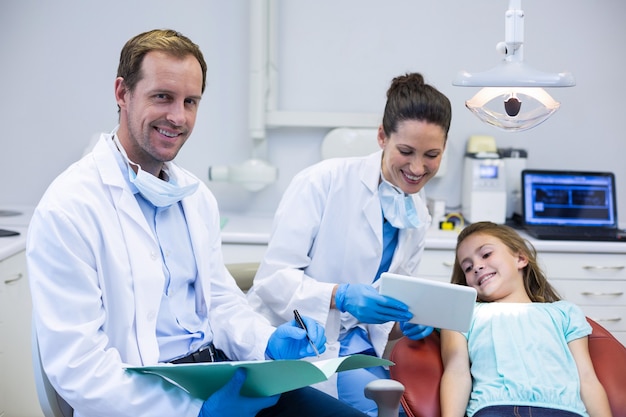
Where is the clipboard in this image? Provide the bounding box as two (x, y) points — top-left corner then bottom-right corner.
(379, 272), (477, 332)
(127, 354), (392, 398)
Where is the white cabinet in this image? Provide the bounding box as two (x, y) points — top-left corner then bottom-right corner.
(538, 252), (626, 345)
(416, 248), (456, 282)
(0, 250), (43, 417)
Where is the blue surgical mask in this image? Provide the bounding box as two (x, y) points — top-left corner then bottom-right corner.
(113, 136), (198, 207)
(378, 174), (420, 229)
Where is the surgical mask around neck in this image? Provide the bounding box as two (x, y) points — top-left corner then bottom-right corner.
(378, 174), (420, 229)
(113, 136), (198, 207)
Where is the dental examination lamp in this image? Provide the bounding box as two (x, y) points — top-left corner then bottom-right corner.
(453, 0), (575, 131)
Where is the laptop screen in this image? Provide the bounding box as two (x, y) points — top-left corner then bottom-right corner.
(522, 170), (618, 228)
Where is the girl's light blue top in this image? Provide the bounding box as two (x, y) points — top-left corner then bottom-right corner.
(465, 301), (591, 417)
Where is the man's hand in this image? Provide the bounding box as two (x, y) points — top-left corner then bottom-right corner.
(198, 368), (279, 417)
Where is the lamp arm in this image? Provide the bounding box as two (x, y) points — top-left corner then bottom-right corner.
(502, 0), (524, 62)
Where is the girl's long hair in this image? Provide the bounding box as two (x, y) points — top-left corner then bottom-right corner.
(451, 222), (561, 303)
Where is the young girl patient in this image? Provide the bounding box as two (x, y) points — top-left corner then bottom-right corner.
(440, 222), (613, 417)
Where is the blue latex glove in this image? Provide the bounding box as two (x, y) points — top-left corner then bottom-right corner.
(335, 283), (412, 324)
(265, 316), (327, 359)
(400, 321), (434, 340)
(198, 368), (279, 417)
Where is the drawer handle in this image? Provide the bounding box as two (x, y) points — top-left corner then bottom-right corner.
(3, 272), (23, 285)
(582, 265), (625, 271)
(580, 291), (623, 297)
(589, 317), (622, 323)
(442, 261), (455, 268)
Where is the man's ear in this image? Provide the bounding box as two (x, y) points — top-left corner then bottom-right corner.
(114, 77), (128, 108)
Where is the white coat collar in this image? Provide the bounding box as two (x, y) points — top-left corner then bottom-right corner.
(359, 150), (384, 193)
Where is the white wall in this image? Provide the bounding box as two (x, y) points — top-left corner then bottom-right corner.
(2, 0), (625, 223)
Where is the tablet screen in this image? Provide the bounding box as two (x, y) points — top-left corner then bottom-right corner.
(379, 272), (477, 332)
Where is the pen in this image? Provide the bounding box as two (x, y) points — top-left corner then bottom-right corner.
(293, 309), (321, 358)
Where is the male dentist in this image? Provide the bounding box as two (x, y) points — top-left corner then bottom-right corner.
(27, 28), (369, 417)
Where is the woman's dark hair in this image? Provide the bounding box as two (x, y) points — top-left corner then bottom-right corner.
(382, 73), (452, 141)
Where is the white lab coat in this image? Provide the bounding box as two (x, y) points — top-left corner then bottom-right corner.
(247, 151), (431, 396)
(26, 134), (275, 417)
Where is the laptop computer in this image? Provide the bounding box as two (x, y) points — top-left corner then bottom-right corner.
(521, 169), (626, 241)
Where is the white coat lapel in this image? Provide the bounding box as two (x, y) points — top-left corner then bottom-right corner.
(93, 135), (164, 363)
(360, 151), (384, 242)
(388, 191), (431, 275)
(180, 196), (212, 316)
(93, 134), (155, 241)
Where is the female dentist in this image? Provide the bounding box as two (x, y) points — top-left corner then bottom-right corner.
(247, 72), (452, 416)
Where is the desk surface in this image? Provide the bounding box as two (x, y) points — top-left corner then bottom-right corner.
(220, 212), (626, 255)
(3, 209), (624, 262)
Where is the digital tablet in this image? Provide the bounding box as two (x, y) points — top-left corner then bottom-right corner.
(378, 272), (477, 332)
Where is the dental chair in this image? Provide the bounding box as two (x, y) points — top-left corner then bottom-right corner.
(32, 322), (74, 417)
(389, 317), (626, 417)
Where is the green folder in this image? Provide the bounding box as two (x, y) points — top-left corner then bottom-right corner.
(127, 354), (393, 398)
